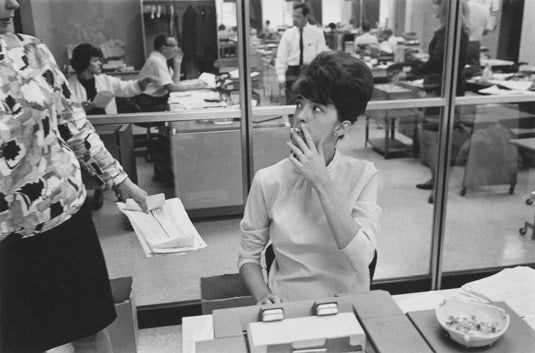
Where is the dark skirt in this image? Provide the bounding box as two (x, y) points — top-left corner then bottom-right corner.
(0, 201), (116, 353)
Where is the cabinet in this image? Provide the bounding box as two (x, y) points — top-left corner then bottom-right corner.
(169, 119), (289, 215)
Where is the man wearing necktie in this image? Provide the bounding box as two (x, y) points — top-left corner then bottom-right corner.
(276, 3), (328, 104)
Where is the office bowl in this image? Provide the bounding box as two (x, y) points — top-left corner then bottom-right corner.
(435, 299), (509, 347)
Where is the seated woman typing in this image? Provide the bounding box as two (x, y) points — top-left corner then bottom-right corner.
(239, 51), (381, 304)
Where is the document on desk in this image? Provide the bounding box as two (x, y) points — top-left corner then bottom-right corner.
(168, 91), (226, 110)
(199, 72), (216, 89)
(117, 196), (207, 257)
(488, 80), (533, 91)
(478, 85), (530, 95)
(460, 266), (535, 331)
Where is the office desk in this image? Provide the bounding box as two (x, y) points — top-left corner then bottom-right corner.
(182, 288), (534, 353)
(366, 83), (421, 159)
(167, 91), (290, 216)
(480, 58), (515, 72)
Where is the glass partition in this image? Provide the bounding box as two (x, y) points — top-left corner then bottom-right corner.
(443, 102), (535, 273)
(440, 0), (535, 282)
(17, 0), (249, 306)
(15, 0), (535, 311)
(247, 0), (457, 286)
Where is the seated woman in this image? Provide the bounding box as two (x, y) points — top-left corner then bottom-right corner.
(68, 43), (158, 210)
(69, 43), (158, 116)
(239, 51), (380, 304)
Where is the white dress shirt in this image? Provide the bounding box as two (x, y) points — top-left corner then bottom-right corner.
(275, 23), (328, 82)
(467, 1), (491, 41)
(468, 0), (499, 30)
(238, 151), (381, 301)
(139, 51), (175, 97)
(354, 32), (378, 50)
(68, 74), (141, 115)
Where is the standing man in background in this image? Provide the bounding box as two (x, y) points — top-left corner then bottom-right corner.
(275, 3), (327, 104)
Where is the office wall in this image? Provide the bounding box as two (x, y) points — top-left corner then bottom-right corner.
(518, 0), (534, 64)
(18, 0), (144, 72)
(322, 0), (343, 26)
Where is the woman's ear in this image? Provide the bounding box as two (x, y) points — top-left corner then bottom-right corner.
(333, 120), (351, 137)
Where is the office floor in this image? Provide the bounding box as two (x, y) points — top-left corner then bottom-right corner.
(93, 115), (535, 307)
(138, 325), (182, 353)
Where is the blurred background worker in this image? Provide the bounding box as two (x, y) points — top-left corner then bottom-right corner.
(275, 3), (327, 104)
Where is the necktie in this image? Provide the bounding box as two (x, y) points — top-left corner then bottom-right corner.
(299, 28), (304, 66)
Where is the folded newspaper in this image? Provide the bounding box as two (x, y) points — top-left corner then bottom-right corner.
(117, 194), (207, 257)
(460, 266), (535, 331)
(396, 266), (535, 331)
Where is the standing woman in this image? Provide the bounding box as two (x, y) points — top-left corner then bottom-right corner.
(398, 0), (470, 202)
(0, 1), (149, 352)
(239, 51), (380, 304)
(68, 43), (158, 210)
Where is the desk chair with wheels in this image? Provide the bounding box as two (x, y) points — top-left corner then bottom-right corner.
(385, 61), (421, 81)
(131, 94), (169, 162)
(264, 244), (378, 283)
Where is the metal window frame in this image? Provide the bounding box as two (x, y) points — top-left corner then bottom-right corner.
(429, 0), (461, 291)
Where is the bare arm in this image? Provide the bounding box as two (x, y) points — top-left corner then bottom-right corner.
(171, 57), (182, 84)
(238, 171), (285, 304)
(239, 263), (271, 301)
(164, 79), (206, 92)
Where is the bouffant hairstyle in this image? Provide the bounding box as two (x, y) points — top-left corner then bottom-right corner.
(292, 51), (374, 124)
(70, 43), (103, 75)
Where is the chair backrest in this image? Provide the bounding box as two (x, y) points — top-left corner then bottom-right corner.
(264, 244), (378, 283)
(385, 61), (420, 79)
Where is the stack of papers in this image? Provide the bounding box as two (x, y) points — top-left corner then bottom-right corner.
(168, 91), (226, 110)
(487, 80), (533, 91)
(478, 85), (531, 95)
(460, 266), (535, 330)
(118, 195), (207, 257)
(396, 267), (535, 331)
(199, 72), (217, 89)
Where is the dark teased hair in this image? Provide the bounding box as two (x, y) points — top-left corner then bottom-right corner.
(154, 34), (170, 51)
(293, 3), (310, 17)
(71, 43), (103, 74)
(293, 51), (374, 124)
(362, 21), (371, 32)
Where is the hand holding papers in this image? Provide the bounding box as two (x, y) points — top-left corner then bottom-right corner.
(118, 194), (207, 257)
(124, 193), (165, 211)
